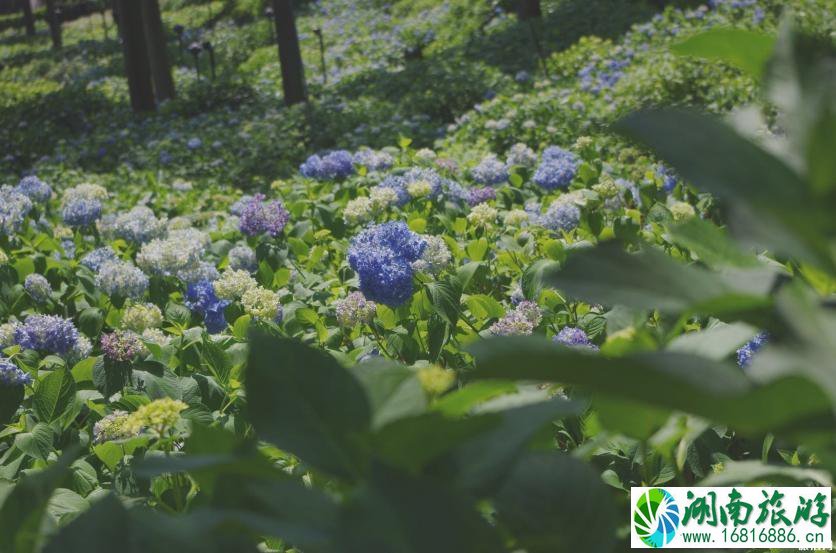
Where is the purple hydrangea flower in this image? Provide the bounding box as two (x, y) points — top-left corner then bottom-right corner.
(81, 247), (118, 272)
(347, 222), (427, 307)
(470, 155), (508, 186)
(554, 327), (598, 350)
(737, 332), (768, 368)
(541, 201), (581, 231)
(100, 330), (144, 362)
(16, 176), (52, 203)
(185, 280), (230, 333)
(300, 150), (355, 180)
(239, 194), (290, 238)
(534, 147), (579, 190)
(62, 198), (102, 227)
(14, 315), (79, 354)
(467, 186), (497, 206)
(0, 357), (31, 387)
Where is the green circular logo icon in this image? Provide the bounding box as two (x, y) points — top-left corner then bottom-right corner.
(634, 488), (680, 548)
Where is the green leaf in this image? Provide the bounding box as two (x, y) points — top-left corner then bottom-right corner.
(616, 109), (834, 273)
(432, 380), (517, 416)
(245, 332), (371, 479)
(465, 238), (488, 262)
(545, 241), (772, 315)
(666, 322), (757, 360)
(337, 463), (504, 553)
(672, 28), (776, 79)
(42, 493), (128, 553)
(667, 218), (759, 268)
(0, 386), (24, 425)
(46, 488), (89, 526)
(14, 423), (54, 461)
(468, 337), (834, 436)
(0, 447), (79, 553)
(701, 461), (832, 487)
(452, 395), (583, 495)
(373, 413), (499, 472)
(348, 359), (426, 430)
(495, 452), (616, 553)
(424, 279), (462, 327)
(33, 369), (76, 423)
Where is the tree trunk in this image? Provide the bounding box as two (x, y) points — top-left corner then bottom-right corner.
(45, 0), (62, 49)
(517, 0), (542, 20)
(116, 0), (156, 112)
(140, 0), (175, 102)
(271, 0), (307, 106)
(20, 0), (35, 37)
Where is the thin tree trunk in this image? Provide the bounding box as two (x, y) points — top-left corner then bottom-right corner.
(20, 0), (35, 37)
(141, 0), (175, 101)
(271, 0), (307, 106)
(116, 0), (156, 112)
(517, 0), (542, 20)
(45, 0), (62, 49)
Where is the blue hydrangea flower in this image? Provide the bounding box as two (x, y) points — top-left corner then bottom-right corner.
(470, 155), (508, 186)
(554, 327), (598, 350)
(62, 198), (102, 227)
(656, 164), (679, 193)
(109, 206), (167, 243)
(737, 332), (768, 368)
(187, 137), (203, 150)
(353, 149), (394, 172)
(14, 314), (79, 355)
(81, 247), (118, 272)
(0, 357), (31, 387)
(402, 168), (443, 199)
(375, 175), (410, 206)
(347, 222), (427, 307)
(96, 260), (149, 299)
(534, 147), (579, 190)
(24, 273), (51, 304)
(541, 201), (581, 231)
(0, 186), (33, 235)
(228, 245), (257, 272)
(16, 176), (52, 203)
(300, 150), (355, 180)
(185, 280), (230, 333)
(239, 194), (290, 238)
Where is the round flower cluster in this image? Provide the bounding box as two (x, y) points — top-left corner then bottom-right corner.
(412, 235), (452, 274)
(0, 186), (33, 235)
(506, 143), (538, 168)
(239, 194), (290, 238)
(62, 198), (102, 228)
(24, 273), (51, 304)
(213, 269), (258, 301)
(406, 179), (434, 199)
(489, 301), (543, 336)
(737, 332), (768, 368)
(141, 328), (171, 347)
(0, 357), (32, 387)
(15, 175), (52, 203)
(101, 330), (145, 362)
(124, 397), (188, 436)
(93, 410), (133, 443)
(347, 222), (427, 307)
(334, 291), (377, 327)
(541, 200), (581, 232)
(300, 150), (355, 180)
(80, 246), (118, 272)
(368, 186), (398, 210)
(121, 303), (163, 333)
(137, 233), (205, 277)
(402, 168), (443, 199)
(470, 154), (508, 186)
(227, 245), (257, 272)
(533, 146), (579, 190)
(106, 206), (167, 243)
(14, 314), (79, 354)
(669, 201), (696, 221)
(467, 203), (498, 228)
(61, 183), (108, 206)
(504, 209), (529, 226)
(241, 286), (282, 321)
(185, 280), (230, 333)
(96, 260), (149, 299)
(467, 186), (497, 207)
(353, 149), (394, 172)
(0, 322), (18, 348)
(417, 365), (456, 395)
(553, 327), (598, 350)
(177, 261), (220, 285)
(343, 197), (374, 225)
